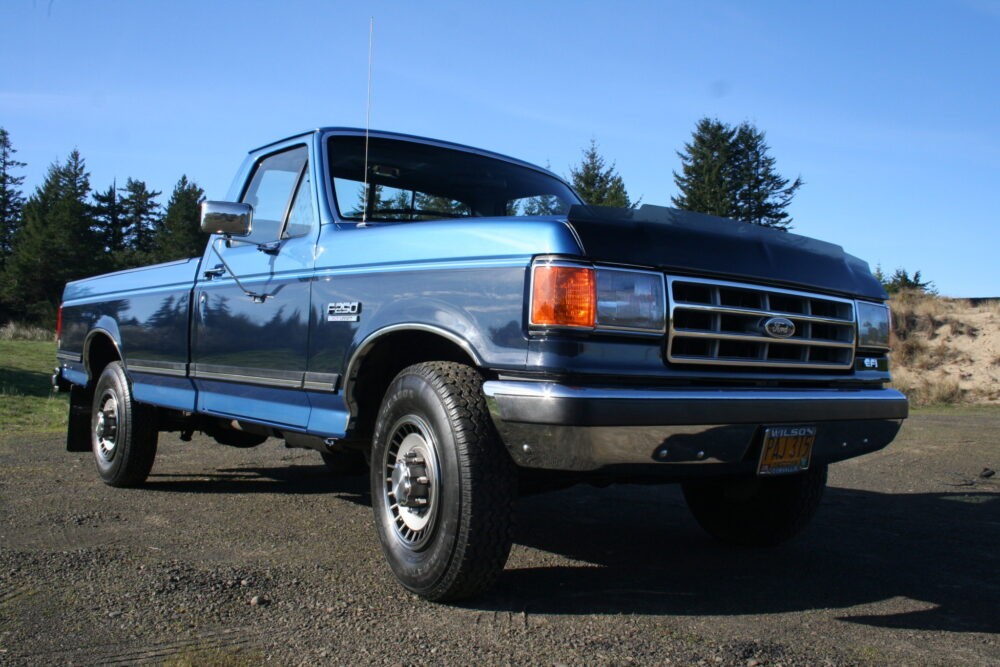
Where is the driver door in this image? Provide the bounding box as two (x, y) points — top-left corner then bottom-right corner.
(192, 145), (318, 429)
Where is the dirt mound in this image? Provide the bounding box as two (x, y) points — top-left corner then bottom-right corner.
(889, 291), (999, 405)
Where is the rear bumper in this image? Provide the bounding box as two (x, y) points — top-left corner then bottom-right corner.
(482, 382), (907, 473)
(52, 366), (71, 393)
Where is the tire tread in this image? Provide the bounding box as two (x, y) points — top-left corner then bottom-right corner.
(372, 361), (515, 601)
(94, 361), (157, 488)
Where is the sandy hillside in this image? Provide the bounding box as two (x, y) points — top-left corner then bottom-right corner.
(889, 293), (1000, 405)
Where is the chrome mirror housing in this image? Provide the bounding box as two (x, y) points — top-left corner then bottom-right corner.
(201, 201), (253, 236)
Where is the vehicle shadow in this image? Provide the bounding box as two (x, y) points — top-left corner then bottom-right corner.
(143, 465), (368, 496)
(473, 482), (999, 635)
(1, 368), (56, 397)
(139, 462), (998, 634)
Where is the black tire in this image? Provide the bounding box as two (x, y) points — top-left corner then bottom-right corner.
(682, 465), (827, 546)
(90, 361), (158, 487)
(370, 361), (516, 601)
(320, 449), (368, 476)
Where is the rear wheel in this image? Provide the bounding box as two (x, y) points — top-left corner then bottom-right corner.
(682, 466), (827, 546)
(370, 361), (516, 601)
(91, 361), (158, 487)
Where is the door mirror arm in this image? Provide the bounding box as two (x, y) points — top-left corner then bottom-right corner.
(207, 238), (272, 303)
(257, 241), (281, 255)
(222, 237), (282, 255)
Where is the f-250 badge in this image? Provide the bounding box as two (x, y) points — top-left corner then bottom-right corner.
(327, 302), (361, 322)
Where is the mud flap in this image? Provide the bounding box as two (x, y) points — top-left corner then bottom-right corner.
(66, 385), (92, 452)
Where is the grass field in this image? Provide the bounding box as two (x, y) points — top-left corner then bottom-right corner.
(0, 340), (67, 433)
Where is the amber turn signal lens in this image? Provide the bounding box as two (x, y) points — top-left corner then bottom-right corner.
(531, 265), (596, 328)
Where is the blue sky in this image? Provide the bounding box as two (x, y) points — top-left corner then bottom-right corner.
(2, 0), (998, 296)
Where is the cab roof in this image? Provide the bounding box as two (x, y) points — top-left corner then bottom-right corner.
(249, 127), (567, 186)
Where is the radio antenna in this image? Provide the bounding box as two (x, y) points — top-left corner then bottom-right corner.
(360, 17), (374, 226)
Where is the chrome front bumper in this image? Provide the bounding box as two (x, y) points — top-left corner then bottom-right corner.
(482, 382), (908, 473)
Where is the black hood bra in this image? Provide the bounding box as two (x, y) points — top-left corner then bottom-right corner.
(566, 205), (887, 301)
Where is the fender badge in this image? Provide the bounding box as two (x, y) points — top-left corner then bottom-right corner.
(763, 317), (795, 338)
(328, 302), (361, 322)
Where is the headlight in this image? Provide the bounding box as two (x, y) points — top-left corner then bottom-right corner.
(595, 267), (666, 333)
(855, 301), (890, 349)
(529, 259), (666, 333)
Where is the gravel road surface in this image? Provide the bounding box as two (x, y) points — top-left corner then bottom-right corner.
(1, 408), (997, 665)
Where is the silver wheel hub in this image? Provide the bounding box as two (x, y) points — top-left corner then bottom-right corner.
(94, 394), (119, 462)
(383, 417), (440, 550)
(391, 449), (430, 509)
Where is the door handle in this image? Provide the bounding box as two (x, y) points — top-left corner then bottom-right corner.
(203, 265), (225, 279)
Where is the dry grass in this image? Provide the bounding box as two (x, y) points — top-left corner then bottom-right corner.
(890, 290), (952, 340)
(890, 371), (965, 406)
(0, 321), (54, 342)
(892, 336), (927, 366)
(888, 292), (998, 405)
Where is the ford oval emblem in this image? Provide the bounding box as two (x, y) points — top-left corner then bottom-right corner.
(764, 317), (796, 339)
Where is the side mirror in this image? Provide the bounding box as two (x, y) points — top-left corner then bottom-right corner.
(201, 201), (253, 237)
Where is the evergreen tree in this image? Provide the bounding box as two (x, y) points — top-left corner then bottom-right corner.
(92, 180), (126, 260)
(118, 178), (161, 265)
(881, 267), (936, 295)
(873, 264), (886, 286)
(0, 127), (26, 271)
(730, 123), (802, 230)
(1, 151), (100, 323)
(673, 118), (802, 230)
(569, 140), (636, 208)
(153, 175), (205, 262)
(671, 118), (737, 219)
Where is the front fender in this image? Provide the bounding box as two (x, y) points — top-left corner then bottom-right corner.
(352, 298), (489, 365)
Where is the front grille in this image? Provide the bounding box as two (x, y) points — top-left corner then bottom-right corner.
(666, 276), (856, 370)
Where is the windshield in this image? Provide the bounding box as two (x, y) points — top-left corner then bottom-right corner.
(328, 135), (580, 222)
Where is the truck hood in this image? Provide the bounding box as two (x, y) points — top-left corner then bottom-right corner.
(566, 205), (886, 300)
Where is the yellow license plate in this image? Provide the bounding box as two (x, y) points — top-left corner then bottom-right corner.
(757, 425), (816, 476)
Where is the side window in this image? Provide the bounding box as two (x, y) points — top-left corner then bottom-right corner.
(241, 146), (308, 243)
(332, 178), (472, 221)
(283, 167), (314, 238)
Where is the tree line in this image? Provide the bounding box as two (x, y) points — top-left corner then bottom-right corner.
(0, 128), (205, 324)
(0, 117), (807, 326)
(567, 122), (930, 295)
(569, 117), (802, 231)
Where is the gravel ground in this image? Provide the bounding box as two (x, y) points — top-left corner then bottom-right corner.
(1, 407), (997, 666)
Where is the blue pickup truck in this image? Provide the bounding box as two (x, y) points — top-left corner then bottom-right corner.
(54, 128), (907, 600)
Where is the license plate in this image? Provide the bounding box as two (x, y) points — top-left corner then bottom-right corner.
(757, 425), (816, 476)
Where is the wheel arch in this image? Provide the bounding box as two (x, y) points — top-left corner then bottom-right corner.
(344, 324), (485, 442)
(83, 327), (123, 387)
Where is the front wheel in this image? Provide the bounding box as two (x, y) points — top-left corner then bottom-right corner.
(370, 362), (516, 601)
(91, 361), (158, 487)
(682, 465), (827, 546)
